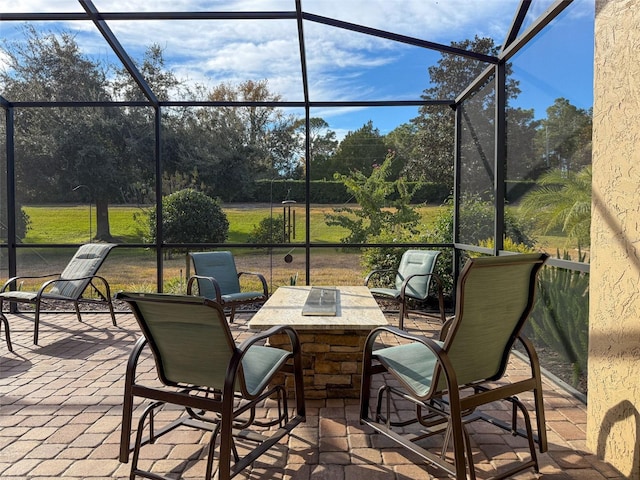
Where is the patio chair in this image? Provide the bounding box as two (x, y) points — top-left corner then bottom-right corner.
(187, 251), (268, 322)
(360, 253), (549, 480)
(364, 249), (445, 329)
(0, 243), (117, 345)
(116, 292), (305, 480)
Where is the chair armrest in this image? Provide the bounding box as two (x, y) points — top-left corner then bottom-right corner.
(399, 272), (446, 323)
(82, 274), (112, 301)
(186, 275), (223, 302)
(38, 274), (111, 299)
(440, 316), (455, 340)
(364, 268), (395, 286)
(364, 325), (457, 400)
(1, 273), (60, 292)
(366, 325), (441, 349)
(237, 324), (301, 355)
(230, 324), (303, 400)
(237, 271), (269, 296)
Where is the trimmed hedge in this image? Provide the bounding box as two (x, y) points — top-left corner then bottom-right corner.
(249, 180), (451, 205)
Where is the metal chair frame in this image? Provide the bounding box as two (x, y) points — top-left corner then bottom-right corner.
(365, 249), (446, 329)
(0, 243), (117, 346)
(360, 253), (549, 480)
(117, 292), (306, 480)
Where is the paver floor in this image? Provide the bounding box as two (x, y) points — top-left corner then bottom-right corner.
(0, 310), (626, 479)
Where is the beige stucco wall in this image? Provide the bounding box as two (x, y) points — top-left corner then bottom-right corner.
(588, 0), (640, 476)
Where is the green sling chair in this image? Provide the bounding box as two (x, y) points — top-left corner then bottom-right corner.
(187, 251), (268, 322)
(360, 253), (549, 480)
(0, 243), (117, 347)
(365, 249), (446, 329)
(116, 292), (305, 480)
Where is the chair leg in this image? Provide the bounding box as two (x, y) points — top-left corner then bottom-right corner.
(120, 392), (134, 464)
(446, 392), (468, 480)
(129, 401), (163, 480)
(0, 313), (12, 352)
(34, 300), (41, 345)
(74, 302), (82, 322)
(533, 384), (548, 452)
(229, 306), (236, 323)
(107, 298), (117, 326)
(461, 424), (477, 480)
(398, 300), (406, 330)
(218, 416), (233, 480)
(205, 423), (222, 480)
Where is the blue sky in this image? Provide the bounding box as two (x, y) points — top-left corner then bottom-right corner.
(1, 0), (594, 137)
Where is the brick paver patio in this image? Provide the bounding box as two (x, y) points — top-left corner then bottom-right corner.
(0, 310), (626, 479)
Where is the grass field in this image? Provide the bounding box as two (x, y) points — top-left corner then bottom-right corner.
(22, 204), (446, 244)
(14, 204), (445, 291)
(13, 203), (579, 293)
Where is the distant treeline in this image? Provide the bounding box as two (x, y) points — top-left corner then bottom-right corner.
(210, 179), (537, 205)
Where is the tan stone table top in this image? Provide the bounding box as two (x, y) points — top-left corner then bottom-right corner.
(249, 285), (388, 330)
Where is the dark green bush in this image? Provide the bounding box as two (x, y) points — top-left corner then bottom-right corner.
(248, 214), (286, 244)
(419, 196), (535, 297)
(0, 206), (31, 242)
(147, 188), (229, 244)
(525, 250), (589, 390)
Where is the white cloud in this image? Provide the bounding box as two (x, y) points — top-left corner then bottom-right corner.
(3, 0), (590, 108)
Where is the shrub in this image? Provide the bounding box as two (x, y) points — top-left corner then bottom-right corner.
(248, 214), (286, 244)
(147, 188), (229, 245)
(525, 249), (589, 390)
(0, 206), (31, 242)
(420, 196), (536, 297)
(325, 152), (421, 245)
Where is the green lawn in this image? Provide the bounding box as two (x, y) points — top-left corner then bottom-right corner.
(22, 204), (446, 245)
(15, 203), (579, 293)
(23, 205), (146, 244)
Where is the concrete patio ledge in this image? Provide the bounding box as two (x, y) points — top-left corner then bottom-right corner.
(0, 311), (625, 479)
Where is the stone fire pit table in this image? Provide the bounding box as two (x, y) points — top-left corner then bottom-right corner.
(249, 285), (388, 400)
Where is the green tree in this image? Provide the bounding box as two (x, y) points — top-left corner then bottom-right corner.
(325, 152), (420, 245)
(384, 123), (418, 179)
(1, 26), (141, 240)
(535, 98), (592, 174)
(113, 44), (202, 204)
(519, 166), (592, 247)
(302, 117), (339, 180)
(112, 43), (179, 102)
(411, 36), (532, 188)
(506, 107), (541, 181)
(205, 80), (299, 182)
(329, 121), (389, 178)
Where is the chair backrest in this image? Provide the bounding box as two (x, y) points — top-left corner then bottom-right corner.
(117, 292), (237, 389)
(50, 243), (116, 298)
(435, 253), (548, 391)
(395, 250), (440, 300)
(190, 251), (241, 298)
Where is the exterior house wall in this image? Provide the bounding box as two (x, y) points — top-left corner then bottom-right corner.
(588, 1), (640, 476)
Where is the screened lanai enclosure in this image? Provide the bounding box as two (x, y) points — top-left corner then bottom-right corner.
(1, 1), (593, 395)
